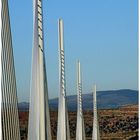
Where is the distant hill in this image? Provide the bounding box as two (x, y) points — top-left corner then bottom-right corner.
(18, 89), (138, 111)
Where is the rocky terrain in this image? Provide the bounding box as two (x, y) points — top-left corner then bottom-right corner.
(19, 105), (138, 140)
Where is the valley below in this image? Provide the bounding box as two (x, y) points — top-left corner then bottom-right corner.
(19, 104), (138, 140)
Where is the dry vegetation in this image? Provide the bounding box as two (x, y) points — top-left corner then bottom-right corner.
(19, 105), (138, 140)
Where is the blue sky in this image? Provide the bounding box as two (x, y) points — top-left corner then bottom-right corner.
(9, 0), (138, 102)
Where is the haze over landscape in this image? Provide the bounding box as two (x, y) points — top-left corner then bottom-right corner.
(8, 0), (138, 102)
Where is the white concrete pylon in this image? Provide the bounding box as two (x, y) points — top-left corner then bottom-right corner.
(92, 85), (100, 140)
(57, 19), (70, 140)
(28, 0), (52, 140)
(76, 61), (86, 140)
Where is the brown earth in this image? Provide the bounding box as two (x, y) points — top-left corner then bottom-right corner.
(19, 105), (138, 140)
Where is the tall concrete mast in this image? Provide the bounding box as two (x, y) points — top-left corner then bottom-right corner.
(28, 0), (51, 140)
(76, 61), (86, 140)
(57, 19), (70, 140)
(92, 85), (100, 140)
(1, 0), (21, 139)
